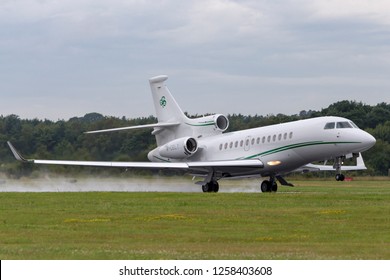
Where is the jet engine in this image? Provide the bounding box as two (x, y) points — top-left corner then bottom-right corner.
(158, 137), (198, 159)
(189, 114), (229, 136)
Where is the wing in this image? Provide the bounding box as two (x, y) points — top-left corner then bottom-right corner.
(7, 141), (263, 172)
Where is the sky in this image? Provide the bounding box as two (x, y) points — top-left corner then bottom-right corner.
(1, 0), (390, 120)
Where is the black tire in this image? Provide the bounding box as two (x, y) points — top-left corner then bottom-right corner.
(335, 174), (345, 181)
(271, 182), (278, 192)
(202, 182), (219, 193)
(261, 180), (270, 192)
(212, 181), (219, 193)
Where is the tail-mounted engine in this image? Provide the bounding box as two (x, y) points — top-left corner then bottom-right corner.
(187, 114), (229, 137)
(158, 137), (198, 159)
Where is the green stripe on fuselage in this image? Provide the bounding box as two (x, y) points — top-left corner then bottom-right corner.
(240, 141), (361, 160)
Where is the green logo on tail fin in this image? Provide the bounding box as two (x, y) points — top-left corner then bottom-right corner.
(160, 96), (167, 108)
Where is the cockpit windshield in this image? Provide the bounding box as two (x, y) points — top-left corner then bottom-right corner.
(324, 121), (357, 129)
(337, 122), (353, 128)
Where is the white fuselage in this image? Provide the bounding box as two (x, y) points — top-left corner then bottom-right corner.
(151, 116), (376, 176)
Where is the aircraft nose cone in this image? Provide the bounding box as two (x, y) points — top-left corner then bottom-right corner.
(362, 131), (376, 151)
(368, 133), (376, 147)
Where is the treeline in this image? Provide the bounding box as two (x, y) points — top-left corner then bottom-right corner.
(0, 100), (389, 177)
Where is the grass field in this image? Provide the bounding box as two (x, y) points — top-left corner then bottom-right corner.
(0, 178), (389, 259)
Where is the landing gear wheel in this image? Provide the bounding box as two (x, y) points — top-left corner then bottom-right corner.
(271, 182), (278, 192)
(261, 180), (272, 192)
(335, 174), (345, 181)
(261, 180), (269, 192)
(202, 181), (219, 193)
(208, 181), (219, 192)
(261, 180), (278, 192)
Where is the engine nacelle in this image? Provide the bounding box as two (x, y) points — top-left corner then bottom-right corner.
(158, 137), (198, 159)
(190, 114), (229, 133)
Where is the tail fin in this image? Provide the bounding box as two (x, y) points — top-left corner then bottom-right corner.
(149, 75), (188, 123)
(149, 75), (191, 146)
(83, 76), (192, 148)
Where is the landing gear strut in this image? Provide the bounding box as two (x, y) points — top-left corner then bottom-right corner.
(202, 181), (219, 193)
(334, 156), (345, 181)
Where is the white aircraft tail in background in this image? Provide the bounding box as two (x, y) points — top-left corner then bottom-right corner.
(8, 75), (376, 192)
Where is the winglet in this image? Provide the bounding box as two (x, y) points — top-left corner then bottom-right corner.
(7, 141), (30, 163)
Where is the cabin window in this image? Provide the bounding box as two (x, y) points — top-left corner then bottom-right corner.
(262, 136), (266, 143)
(251, 138), (255, 145)
(289, 132), (293, 139)
(267, 136), (271, 142)
(246, 139), (250, 146)
(240, 140), (244, 147)
(272, 135), (276, 142)
(278, 134), (282, 141)
(256, 137), (260, 144)
(284, 133), (287, 140)
(224, 143), (228, 149)
(219, 144), (223, 150)
(229, 142), (233, 149)
(235, 141), (238, 148)
(337, 122), (353, 128)
(324, 122), (335, 129)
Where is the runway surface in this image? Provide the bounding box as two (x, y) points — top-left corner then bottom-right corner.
(0, 176), (261, 193)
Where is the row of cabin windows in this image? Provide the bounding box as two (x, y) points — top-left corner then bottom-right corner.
(219, 132), (294, 151)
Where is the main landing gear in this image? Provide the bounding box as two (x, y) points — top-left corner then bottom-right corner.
(260, 179), (278, 193)
(260, 175), (294, 192)
(200, 174), (293, 193)
(202, 181), (219, 192)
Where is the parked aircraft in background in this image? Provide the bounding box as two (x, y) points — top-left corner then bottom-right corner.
(8, 75), (376, 192)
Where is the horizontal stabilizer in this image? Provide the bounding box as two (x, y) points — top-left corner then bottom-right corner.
(85, 122), (180, 134)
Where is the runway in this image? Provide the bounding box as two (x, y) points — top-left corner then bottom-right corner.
(0, 176), (261, 193)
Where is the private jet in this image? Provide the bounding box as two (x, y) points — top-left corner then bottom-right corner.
(8, 75), (376, 192)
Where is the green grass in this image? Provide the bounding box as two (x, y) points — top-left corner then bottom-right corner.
(0, 179), (389, 259)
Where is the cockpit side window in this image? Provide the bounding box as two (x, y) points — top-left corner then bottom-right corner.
(336, 122), (353, 128)
(350, 121), (358, 128)
(324, 122), (335, 129)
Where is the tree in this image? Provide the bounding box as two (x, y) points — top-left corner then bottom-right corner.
(1, 100), (389, 176)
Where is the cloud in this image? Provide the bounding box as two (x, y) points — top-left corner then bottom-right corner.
(306, 0), (390, 25)
(153, 1), (267, 44)
(0, 0), (389, 119)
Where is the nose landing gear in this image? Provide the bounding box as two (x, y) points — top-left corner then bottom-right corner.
(335, 173), (345, 181)
(334, 156), (346, 181)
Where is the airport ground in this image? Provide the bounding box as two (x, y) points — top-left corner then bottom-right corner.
(0, 176), (389, 259)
